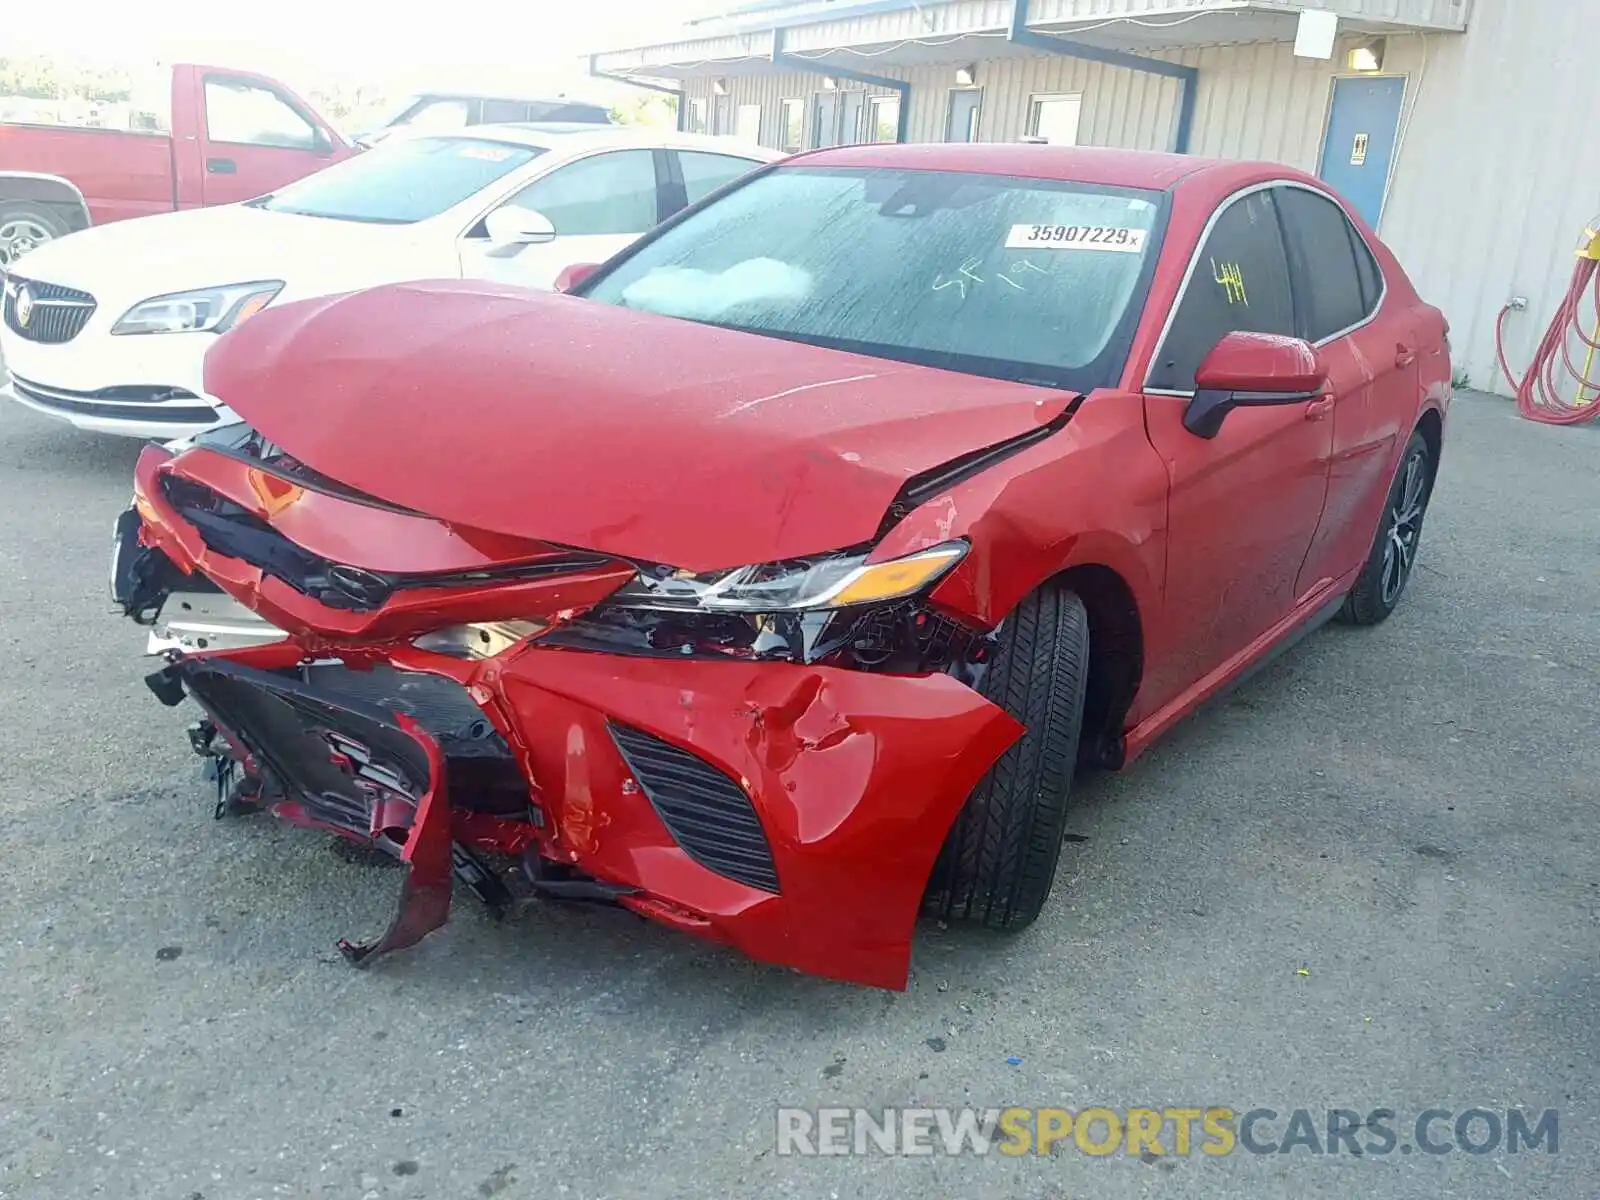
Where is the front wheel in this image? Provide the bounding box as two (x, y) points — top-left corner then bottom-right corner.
(924, 585), (1089, 930)
(0, 202), (69, 269)
(1339, 430), (1434, 626)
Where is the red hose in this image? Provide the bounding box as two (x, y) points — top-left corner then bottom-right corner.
(1495, 242), (1600, 425)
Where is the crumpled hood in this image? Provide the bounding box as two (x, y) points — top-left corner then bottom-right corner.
(202, 279), (1073, 573)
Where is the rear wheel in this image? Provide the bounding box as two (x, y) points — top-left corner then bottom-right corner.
(924, 585), (1089, 930)
(1339, 430), (1433, 626)
(0, 202), (69, 269)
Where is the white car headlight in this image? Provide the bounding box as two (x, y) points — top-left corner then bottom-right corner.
(111, 281), (283, 336)
(610, 542), (968, 613)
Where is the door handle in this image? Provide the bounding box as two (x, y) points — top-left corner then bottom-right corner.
(206, 157), (237, 175)
(1304, 396), (1336, 421)
(1395, 343), (1417, 368)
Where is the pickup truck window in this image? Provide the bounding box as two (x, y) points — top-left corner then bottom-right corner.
(258, 135), (543, 224)
(204, 78), (318, 150)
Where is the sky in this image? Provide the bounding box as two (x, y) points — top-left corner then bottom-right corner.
(12, 0), (716, 98)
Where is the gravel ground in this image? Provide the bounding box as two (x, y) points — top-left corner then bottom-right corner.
(0, 388), (1595, 1200)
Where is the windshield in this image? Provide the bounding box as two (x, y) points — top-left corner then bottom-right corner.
(259, 136), (542, 224)
(583, 166), (1166, 389)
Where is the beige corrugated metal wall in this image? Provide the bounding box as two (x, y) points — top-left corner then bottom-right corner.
(680, 0), (1600, 394)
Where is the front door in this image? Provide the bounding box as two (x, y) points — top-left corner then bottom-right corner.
(811, 92), (840, 148)
(198, 74), (337, 205)
(839, 92), (866, 145)
(1317, 76), (1405, 229)
(1139, 188), (1334, 713)
(460, 149), (666, 290)
(946, 89), (982, 142)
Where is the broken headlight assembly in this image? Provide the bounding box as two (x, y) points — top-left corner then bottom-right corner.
(611, 542), (968, 613)
(544, 541), (994, 680)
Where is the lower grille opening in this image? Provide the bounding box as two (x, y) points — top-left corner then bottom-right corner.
(183, 660), (534, 825)
(608, 722), (779, 893)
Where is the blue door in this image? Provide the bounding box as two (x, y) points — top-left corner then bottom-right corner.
(1318, 76), (1405, 228)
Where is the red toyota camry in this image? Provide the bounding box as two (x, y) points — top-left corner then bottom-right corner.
(114, 143), (1452, 988)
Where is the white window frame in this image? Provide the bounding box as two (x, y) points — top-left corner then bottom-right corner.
(734, 103), (762, 144)
(1027, 92), (1083, 145)
(868, 94), (901, 143)
(779, 97), (805, 153)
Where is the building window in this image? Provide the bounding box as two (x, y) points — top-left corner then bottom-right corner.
(1028, 93), (1082, 145)
(780, 98), (805, 153)
(868, 95), (900, 142)
(734, 103), (762, 144)
(687, 97), (708, 134)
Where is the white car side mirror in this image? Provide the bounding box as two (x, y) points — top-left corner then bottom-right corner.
(484, 207), (557, 250)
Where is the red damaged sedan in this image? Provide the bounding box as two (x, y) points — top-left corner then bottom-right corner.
(114, 144), (1451, 988)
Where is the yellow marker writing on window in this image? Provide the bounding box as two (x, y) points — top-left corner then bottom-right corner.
(1212, 258), (1249, 306)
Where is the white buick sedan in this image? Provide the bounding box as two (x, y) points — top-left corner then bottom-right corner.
(0, 125), (778, 438)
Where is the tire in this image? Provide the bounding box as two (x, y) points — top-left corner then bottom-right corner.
(924, 586), (1090, 930)
(0, 202), (70, 269)
(1338, 430), (1434, 626)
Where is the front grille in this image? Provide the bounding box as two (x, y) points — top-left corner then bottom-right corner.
(3, 276), (97, 344)
(608, 722), (780, 893)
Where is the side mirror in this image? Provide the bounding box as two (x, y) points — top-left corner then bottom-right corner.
(484, 207), (556, 254)
(1183, 331), (1328, 438)
(554, 263), (601, 294)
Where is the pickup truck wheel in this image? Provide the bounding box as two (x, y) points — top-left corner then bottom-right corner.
(924, 586), (1089, 931)
(0, 203), (68, 268)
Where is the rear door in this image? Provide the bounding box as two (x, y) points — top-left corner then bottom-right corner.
(459, 147), (669, 289)
(1274, 183), (1411, 594)
(197, 72), (342, 204)
(1138, 186), (1335, 713)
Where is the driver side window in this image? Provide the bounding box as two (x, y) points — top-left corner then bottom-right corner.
(204, 78), (319, 150)
(499, 150), (661, 236)
(1148, 189), (1296, 392)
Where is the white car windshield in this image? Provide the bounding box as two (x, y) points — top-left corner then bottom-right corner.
(584, 166), (1166, 390)
(258, 136), (543, 224)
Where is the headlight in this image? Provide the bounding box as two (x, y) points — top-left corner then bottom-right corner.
(111, 281), (283, 335)
(611, 541), (967, 613)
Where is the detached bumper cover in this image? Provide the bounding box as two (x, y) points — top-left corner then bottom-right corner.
(155, 637), (1019, 988)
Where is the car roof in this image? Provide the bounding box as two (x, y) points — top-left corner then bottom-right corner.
(785, 141), (1258, 191)
(454, 123), (785, 160)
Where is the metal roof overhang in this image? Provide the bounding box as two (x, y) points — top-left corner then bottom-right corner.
(593, 0), (1469, 76)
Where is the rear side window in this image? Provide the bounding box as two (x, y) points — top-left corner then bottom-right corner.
(1349, 221), (1384, 313)
(1275, 186), (1369, 342)
(1148, 189), (1296, 391)
(679, 151), (761, 205)
(480, 99), (528, 124)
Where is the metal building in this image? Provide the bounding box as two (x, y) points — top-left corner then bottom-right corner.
(592, 0), (1600, 398)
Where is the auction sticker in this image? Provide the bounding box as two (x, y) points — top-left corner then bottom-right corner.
(1005, 224), (1147, 252)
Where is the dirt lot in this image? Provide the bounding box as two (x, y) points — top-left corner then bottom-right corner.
(0, 390), (1595, 1199)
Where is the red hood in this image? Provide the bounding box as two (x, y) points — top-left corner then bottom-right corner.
(203, 280), (1072, 573)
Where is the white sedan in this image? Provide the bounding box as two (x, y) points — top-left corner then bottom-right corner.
(0, 125), (778, 438)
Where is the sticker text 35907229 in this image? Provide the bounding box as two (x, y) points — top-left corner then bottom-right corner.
(1005, 224), (1147, 253)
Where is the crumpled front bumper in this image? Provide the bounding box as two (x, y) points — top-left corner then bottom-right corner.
(120, 447), (1024, 989)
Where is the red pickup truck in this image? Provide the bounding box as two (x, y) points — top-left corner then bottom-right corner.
(0, 63), (353, 267)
